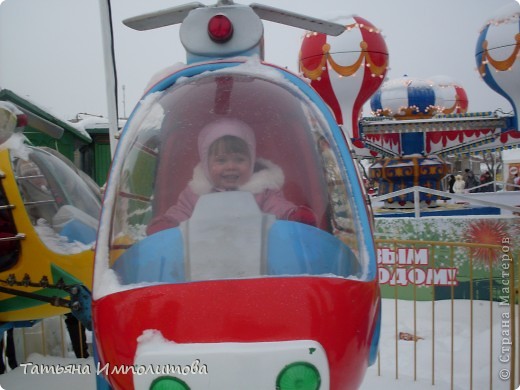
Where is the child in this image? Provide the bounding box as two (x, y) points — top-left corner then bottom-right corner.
(453, 174), (465, 194)
(147, 118), (315, 234)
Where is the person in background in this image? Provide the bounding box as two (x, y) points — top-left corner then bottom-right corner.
(64, 314), (89, 358)
(0, 329), (18, 374)
(463, 169), (479, 193)
(453, 174), (466, 194)
(447, 174), (455, 193)
(147, 118), (316, 234)
(479, 171), (493, 193)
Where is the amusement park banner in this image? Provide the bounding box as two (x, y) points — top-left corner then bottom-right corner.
(375, 216), (520, 301)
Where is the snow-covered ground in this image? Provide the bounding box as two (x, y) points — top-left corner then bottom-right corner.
(0, 299), (516, 389)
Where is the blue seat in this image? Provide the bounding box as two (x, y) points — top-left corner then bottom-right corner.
(59, 219), (97, 244)
(113, 222), (358, 285)
(112, 228), (185, 284)
(267, 221), (357, 277)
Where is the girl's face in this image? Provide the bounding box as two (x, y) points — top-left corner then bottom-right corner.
(208, 151), (252, 190)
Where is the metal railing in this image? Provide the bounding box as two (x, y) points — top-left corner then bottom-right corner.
(373, 238), (519, 390)
(371, 186), (520, 218)
(6, 315), (90, 367)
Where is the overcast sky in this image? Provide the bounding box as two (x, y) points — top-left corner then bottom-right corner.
(0, 0), (516, 121)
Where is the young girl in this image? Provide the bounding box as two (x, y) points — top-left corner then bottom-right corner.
(147, 118), (315, 234)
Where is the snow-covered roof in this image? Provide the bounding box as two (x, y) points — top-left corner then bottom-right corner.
(71, 114), (127, 133)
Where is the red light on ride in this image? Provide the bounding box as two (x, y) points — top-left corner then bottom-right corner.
(16, 114), (28, 128)
(207, 14), (233, 43)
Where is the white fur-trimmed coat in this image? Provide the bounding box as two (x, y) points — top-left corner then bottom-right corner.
(149, 159), (298, 230)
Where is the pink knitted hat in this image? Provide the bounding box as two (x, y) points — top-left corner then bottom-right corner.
(198, 118), (256, 181)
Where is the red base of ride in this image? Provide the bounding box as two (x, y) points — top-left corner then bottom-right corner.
(93, 276), (380, 389)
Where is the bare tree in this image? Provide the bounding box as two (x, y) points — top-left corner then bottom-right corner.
(480, 151), (502, 179)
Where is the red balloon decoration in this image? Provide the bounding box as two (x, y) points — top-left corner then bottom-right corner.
(299, 16), (389, 142)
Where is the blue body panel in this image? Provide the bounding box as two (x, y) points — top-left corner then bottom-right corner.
(113, 221), (359, 284)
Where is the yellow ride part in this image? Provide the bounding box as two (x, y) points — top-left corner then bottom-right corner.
(0, 149), (94, 322)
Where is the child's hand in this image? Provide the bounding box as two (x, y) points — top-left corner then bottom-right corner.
(287, 206), (317, 227)
(146, 215), (179, 235)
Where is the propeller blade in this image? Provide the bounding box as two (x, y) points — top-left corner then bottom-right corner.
(18, 107), (65, 139)
(123, 2), (206, 31)
(250, 3), (345, 36)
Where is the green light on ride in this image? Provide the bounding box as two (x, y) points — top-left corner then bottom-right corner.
(150, 376), (190, 390)
(276, 362), (321, 390)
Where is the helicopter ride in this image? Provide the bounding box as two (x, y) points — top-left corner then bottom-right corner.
(0, 101), (100, 342)
(89, 1), (381, 389)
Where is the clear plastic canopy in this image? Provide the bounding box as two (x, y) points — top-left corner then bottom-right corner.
(12, 147), (101, 250)
(107, 71), (371, 285)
